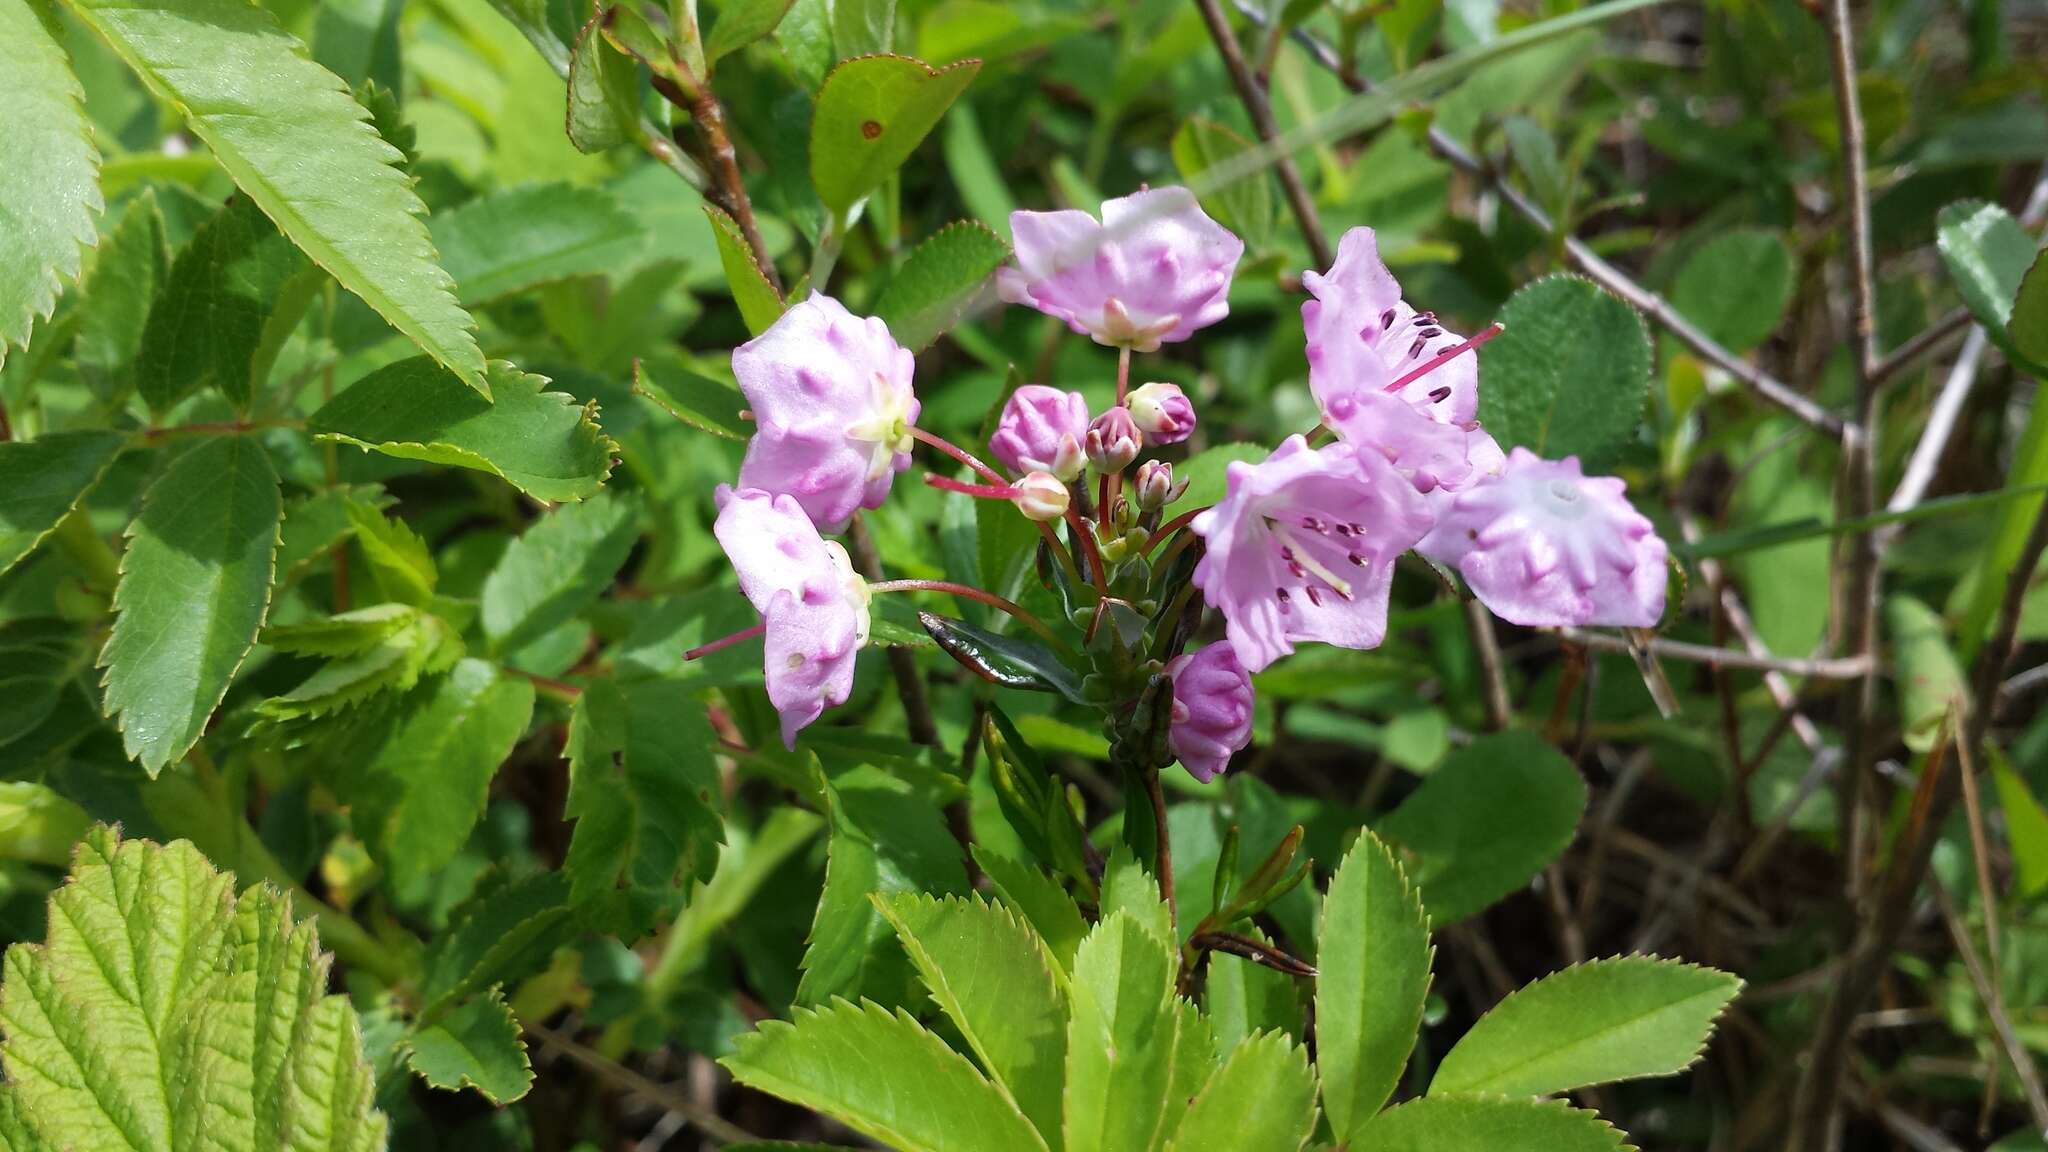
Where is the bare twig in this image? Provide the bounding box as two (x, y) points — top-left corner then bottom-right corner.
(648, 71), (781, 293)
(1556, 628), (1875, 679)
(1191, 0), (1334, 269)
(1934, 880), (2048, 1134)
(1466, 600), (1514, 730)
(1869, 305), (1972, 387)
(527, 1023), (758, 1146)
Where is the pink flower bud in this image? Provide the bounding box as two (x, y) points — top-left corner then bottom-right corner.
(1167, 642), (1253, 782)
(1125, 381), (1196, 445)
(1010, 472), (1071, 522)
(1134, 459), (1186, 511)
(1085, 407), (1142, 474)
(989, 385), (1089, 482)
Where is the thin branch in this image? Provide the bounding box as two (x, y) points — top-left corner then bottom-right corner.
(849, 515), (941, 747)
(1556, 628), (1875, 679)
(1191, 0), (1334, 269)
(1934, 879), (2048, 1134)
(649, 72), (781, 292)
(527, 1023), (757, 1146)
(1868, 305), (1971, 387)
(1466, 600), (1513, 730)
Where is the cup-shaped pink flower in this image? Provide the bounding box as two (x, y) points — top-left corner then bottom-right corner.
(1302, 227), (1478, 426)
(733, 295), (918, 533)
(1126, 381), (1196, 445)
(989, 385), (1089, 481)
(997, 187), (1244, 351)
(1421, 449), (1667, 628)
(1324, 389), (1487, 494)
(712, 487), (872, 747)
(1191, 436), (1434, 672)
(1086, 406), (1142, 474)
(1167, 641), (1253, 782)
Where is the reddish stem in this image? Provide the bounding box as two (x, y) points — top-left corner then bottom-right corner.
(870, 579), (1074, 655)
(1143, 506), (1211, 556)
(910, 426), (1008, 485)
(1384, 322), (1505, 395)
(1064, 507), (1111, 596)
(925, 473), (1019, 501)
(684, 621), (767, 661)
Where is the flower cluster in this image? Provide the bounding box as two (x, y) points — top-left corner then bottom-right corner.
(699, 186), (1668, 780)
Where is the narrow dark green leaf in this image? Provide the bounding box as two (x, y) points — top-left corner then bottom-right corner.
(564, 675), (724, 904)
(873, 221), (1009, 351)
(482, 491), (639, 654)
(431, 183), (648, 305)
(0, 431), (126, 577)
(633, 359), (750, 441)
(811, 54), (981, 215)
(74, 192), (168, 403)
(1477, 273), (1650, 466)
(705, 203), (786, 335)
(920, 612), (1086, 701)
(421, 871), (578, 1011)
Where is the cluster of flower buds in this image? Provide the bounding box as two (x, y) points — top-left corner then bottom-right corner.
(696, 184), (1669, 781)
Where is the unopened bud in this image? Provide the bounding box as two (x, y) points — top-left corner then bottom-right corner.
(1134, 460), (1186, 511)
(1085, 407), (1142, 474)
(1125, 381), (1196, 444)
(1011, 471), (1071, 522)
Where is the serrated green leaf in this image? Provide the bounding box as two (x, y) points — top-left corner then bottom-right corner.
(99, 435), (282, 774)
(0, 826), (387, 1151)
(564, 675), (724, 905)
(407, 986), (534, 1103)
(64, 0), (486, 391)
(432, 183), (649, 305)
(1172, 117), (1275, 248)
(706, 203), (787, 335)
(633, 358), (751, 440)
(1204, 930), (1303, 1054)
(483, 491), (638, 654)
(422, 870), (578, 1012)
(345, 499), (437, 606)
(1376, 729), (1587, 922)
(567, 12), (638, 153)
(723, 999), (1050, 1152)
(1064, 912), (1179, 1152)
(811, 54), (981, 215)
(879, 893), (1068, 1144)
(1165, 1030), (1318, 1152)
(275, 485), (388, 588)
(138, 195), (321, 412)
(1360, 1096), (1628, 1152)
(1667, 228), (1794, 354)
(0, 0), (101, 363)
(798, 764), (968, 1004)
(974, 848), (1088, 976)
(1101, 844), (1173, 944)
(1430, 955), (1741, 1098)
(0, 431), (126, 577)
(312, 358), (616, 502)
(873, 221), (1009, 351)
(1937, 200), (2044, 373)
(1315, 828), (1431, 1142)
(0, 620), (86, 754)
(2012, 249), (2048, 371)
(336, 658), (534, 890)
(262, 602), (419, 656)
(259, 611), (459, 721)
(707, 0), (799, 62)
(1477, 273), (1650, 466)
(74, 191), (168, 403)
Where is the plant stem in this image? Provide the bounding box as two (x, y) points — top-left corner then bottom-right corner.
(1192, 0), (1333, 269)
(924, 473), (1019, 501)
(51, 505), (119, 593)
(1144, 507), (1211, 555)
(871, 579), (1075, 656)
(1465, 600), (1512, 732)
(910, 426), (1009, 485)
(1146, 766), (1177, 940)
(653, 71), (780, 293)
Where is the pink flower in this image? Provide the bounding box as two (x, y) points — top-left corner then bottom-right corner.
(1125, 381), (1196, 445)
(1010, 471), (1071, 521)
(1302, 227), (1478, 426)
(1420, 449), (1667, 628)
(1085, 406), (1142, 474)
(1191, 436), (1434, 673)
(997, 187), (1244, 352)
(1167, 642), (1253, 783)
(1324, 389), (1486, 494)
(713, 487), (872, 747)
(989, 385), (1088, 481)
(733, 295), (919, 533)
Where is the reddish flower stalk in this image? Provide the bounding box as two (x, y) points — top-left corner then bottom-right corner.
(1144, 506), (1212, 556)
(683, 621), (768, 661)
(910, 426), (1008, 486)
(869, 579), (1074, 655)
(925, 473), (1019, 501)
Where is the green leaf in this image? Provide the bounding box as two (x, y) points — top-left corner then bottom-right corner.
(1937, 200), (2044, 372)
(100, 435), (282, 774)
(1885, 595), (1965, 754)
(421, 871), (578, 1012)
(706, 203), (787, 336)
(920, 612), (1086, 701)
(879, 893), (1068, 1144)
(724, 999), (1050, 1152)
(1172, 117), (1276, 248)
(832, 0), (896, 56)
(65, 0), (485, 392)
(0, 781), (91, 867)
(1205, 938), (1304, 1053)
(274, 484), (387, 588)
(1315, 828), (1431, 1143)
(1172, 443), (1266, 510)
(346, 500), (437, 606)
(0, 620), (89, 754)
(633, 358), (751, 441)
(139, 195), (321, 412)
(1476, 273), (1651, 466)
(2012, 248), (2048, 372)
(0, 0), (100, 362)
(1165, 1031), (1319, 1152)
(1430, 955), (1741, 1098)
(337, 659), (535, 890)
(873, 221), (1009, 351)
(407, 987), (534, 1104)
(564, 675), (724, 904)
(1359, 1096), (1628, 1152)
(311, 357), (616, 502)
(1376, 729), (1587, 923)
(1667, 229), (1795, 354)
(974, 848), (1089, 976)
(1064, 912), (1180, 1152)
(0, 431), (126, 577)
(73, 192), (168, 402)
(567, 12), (638, 153)
(1101, 844), (1174, 945)
(798, 764), (968, 1004)
(431, 183), (648, 305)
(0, 826), (387, 1151)
(1993, 754), (2048, 898)
(1502, 117), (1564, 213)
(811, 54), (982, 215)
(263, 602), (419, 656)
(707, 0), (799, 62)
(482, 491), (639, 654)
(258, 611), (459, 722)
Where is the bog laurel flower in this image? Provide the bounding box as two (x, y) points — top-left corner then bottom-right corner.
(1323, 389), (1490, 494)
(1192, 436), (1434, 672)
(1418, 449), (1667, 628)
(998, 186), (1244, 352)
(1086, 406), (1143, 474)
(1011, 471), (1071, 521)
(1135, 459), (1186, 511)
(732, 295), (918, 533)
(1125, 381), (1196, 444)
(1166, 641), (1254, 782)
(712, 487), (872, 747)
(1303, 226), (1479, 426)
(990, 385), (1089, 481)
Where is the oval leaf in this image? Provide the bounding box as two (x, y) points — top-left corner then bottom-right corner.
(1476, 273), (1651, 467)
(811, 54), (982, 215)
(873, 220), (1010, 351)
(1361, 1096), (1629, 1152)
(1315, 829), (1431, 1144)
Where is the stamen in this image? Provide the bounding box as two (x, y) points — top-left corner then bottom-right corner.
(1270, 522), (1354, 600)
(1301, 516), (1326, 532)
(1384, 322), (1506, 396)
(1348, 552), (1368, 567)
(924, 473), (1019, 501)
(1380, 309), (1396, 330)
(1305, 586), (1323, 607)
(685, 622), (767, 661)
(1428, 385), (1454, 404)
